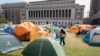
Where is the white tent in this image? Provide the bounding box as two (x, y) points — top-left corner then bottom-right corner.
(83, 28), (100, 45)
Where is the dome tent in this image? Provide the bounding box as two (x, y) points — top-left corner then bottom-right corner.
(81, 29), (90, 38)
(68, 26), (79, 33)
(4, 27), (14, 35)
(0, 32), (23, 53)
(83, 28), (100, 45)
(14, 22), (49, 41)
(22, 37), (67, 56)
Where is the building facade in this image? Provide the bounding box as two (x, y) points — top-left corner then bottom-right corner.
(1, 0), (84, 25)
(0, 6), (5, 19)
(89, 0), (100, 25)
(90, 0), (100, 16)
(1, 2), (27, 24)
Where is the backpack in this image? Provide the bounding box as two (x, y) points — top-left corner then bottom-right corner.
(60, 32), (66, 37)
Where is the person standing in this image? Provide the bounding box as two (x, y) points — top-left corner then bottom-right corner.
(60, 28), (66, 46)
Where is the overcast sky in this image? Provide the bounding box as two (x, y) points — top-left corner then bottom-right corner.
(0, 0), (91, 17)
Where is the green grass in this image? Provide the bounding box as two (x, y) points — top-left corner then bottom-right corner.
(63, 32), (100, 56)
(0, 32), (100, 56)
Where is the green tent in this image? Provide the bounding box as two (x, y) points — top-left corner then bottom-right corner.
(22, 38), (67, 56)
(0, 32), (23, 53)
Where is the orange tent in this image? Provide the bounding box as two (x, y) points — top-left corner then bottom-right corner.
(80, 25), (87, 32)
(14, 25), (29, 37)
(80, 24), (92, 32)
(85, 24), (92, 29)
(68, 26), (79, 33)
(14, 22), (49, 41)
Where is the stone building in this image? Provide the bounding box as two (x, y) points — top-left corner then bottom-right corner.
(1, 0), (85, 25)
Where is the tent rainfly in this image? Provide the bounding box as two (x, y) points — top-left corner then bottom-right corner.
(22, 37), (67, 56)
(0, 32), (23, 53)
(83, 28), (100, 45)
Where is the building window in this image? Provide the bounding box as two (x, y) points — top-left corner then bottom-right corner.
(53, 10), (55, 17)
(36, 10), (38, 18)
(38, 10), (40, 18)
(30, 11), (32, 18)
(34, 11), (36, 18)
(77, 12), (81, 16)
(50, 10), (52, 17)
(41, 10), (43, 17)
(28, 11), (31, 18)
(69, 9), (71, 18)
(33, 11), (35, 18)
(47, 10), (49, 17)
(65, 9), (68, 18)
(56, 10), (58, 17)
(62, 10), (64, 17)
(44, 10), (46, 18)
(59, 10), (61, 17)
(80, 8), (83, 11)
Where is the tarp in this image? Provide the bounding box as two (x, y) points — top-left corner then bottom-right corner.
(0, 32), (23, 53)
(22, 37), (66, 56)
(83, 28), (100, 45)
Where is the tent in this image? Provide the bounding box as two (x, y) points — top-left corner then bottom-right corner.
(14, 22), (49, 41)
(14, 22), (40, 41)
(4, 27), (14, 35)
(80, 24), (92, 32)
(68, 26), (79, 33)
(0, 32), (23, 53)
(22, 38), (67, 56)
(81, 29), (90, 38)
(83, 28), (100, 45)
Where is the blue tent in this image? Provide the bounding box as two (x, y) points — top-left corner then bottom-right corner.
(83, 28), (100, 45)
(81, 29), (90, 38)
(4, 27), (14, 35)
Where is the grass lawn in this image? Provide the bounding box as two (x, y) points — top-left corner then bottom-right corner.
(64, 32), (100, 56)
(0, 32), (100, 56)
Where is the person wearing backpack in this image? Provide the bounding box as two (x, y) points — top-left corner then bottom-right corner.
(60, 28), (66, 46)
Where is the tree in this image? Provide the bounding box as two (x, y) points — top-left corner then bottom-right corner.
(0, 18), (7, 23)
